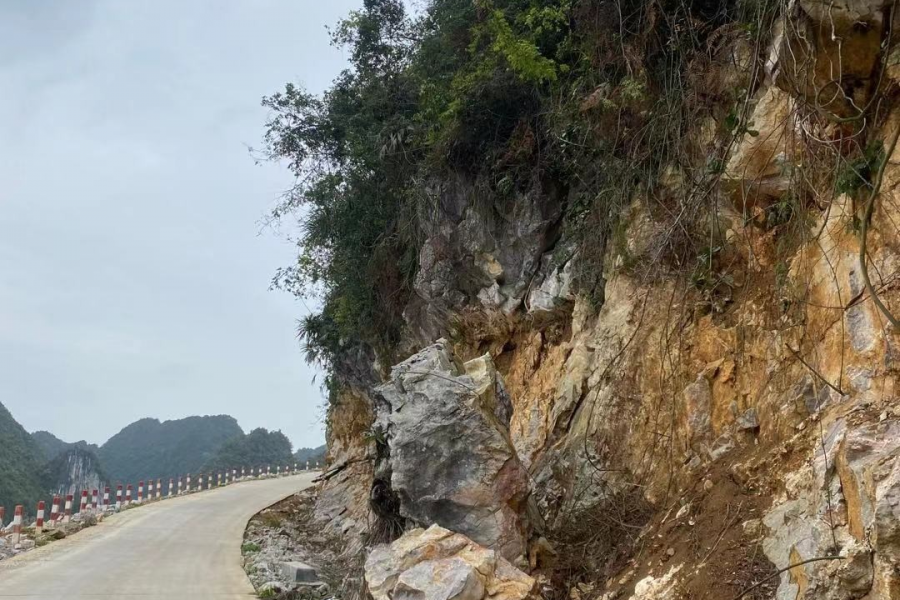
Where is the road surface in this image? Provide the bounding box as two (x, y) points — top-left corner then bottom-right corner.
(0, 472), (318, 599)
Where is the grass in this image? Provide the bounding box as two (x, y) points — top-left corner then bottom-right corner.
(241, 542), (261, 554)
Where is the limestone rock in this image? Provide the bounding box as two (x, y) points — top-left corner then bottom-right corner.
(762, 419), (900, 599)
(723, 86), (797, 208)
(375, 341), (531, 561)
(365, 525), (534, 600)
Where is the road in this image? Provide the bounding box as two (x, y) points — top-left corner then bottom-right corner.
(0, 472), (318, 599)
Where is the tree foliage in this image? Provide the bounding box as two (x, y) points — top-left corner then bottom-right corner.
(202, 428), (294, 473)
(0, 402), (46, 518)
(264, 0), (770, 368)
(98, 416), (243, 484)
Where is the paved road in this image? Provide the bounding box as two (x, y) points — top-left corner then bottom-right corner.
(0, 473), (318, 599)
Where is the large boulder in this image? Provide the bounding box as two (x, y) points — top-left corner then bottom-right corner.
(374, 341), (531, 561)
(365, 525), (535, 600)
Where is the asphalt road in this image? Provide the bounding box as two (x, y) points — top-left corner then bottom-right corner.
(0, 472), (318, 599)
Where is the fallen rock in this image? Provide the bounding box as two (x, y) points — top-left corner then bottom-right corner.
(374, 341), (532, 561)
(365, 525), (535, 600)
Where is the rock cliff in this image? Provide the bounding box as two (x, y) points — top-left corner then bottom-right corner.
(273, 0), (900, 598)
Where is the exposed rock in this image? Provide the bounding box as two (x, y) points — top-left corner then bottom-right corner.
(723, 86), (798, 208)
(365, 525), (534, 600)
(374, 341), (531, 561)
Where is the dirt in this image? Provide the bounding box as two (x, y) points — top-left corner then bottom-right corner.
(585, 437), (812, 600)
(243, 489), (365, 600)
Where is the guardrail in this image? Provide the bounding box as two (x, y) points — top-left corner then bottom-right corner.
(1, 462), (320, 551)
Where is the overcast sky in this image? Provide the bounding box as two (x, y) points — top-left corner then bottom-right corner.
(0, 0), (365, 449)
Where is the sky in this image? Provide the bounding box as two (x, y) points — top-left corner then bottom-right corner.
(0, 0), (366, 449)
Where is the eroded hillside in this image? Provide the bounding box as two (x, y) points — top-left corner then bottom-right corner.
(266, 1), (900, 598)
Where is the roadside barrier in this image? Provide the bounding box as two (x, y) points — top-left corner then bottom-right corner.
(2, 461), (316, 544)
(11, 506), (22, 546)
(35, 501), (45, 533)
(63, 494), (73, 523)
(49, 496), (60, 526)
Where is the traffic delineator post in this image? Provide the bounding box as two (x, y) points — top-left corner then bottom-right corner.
(64, 494), (74, 523)
(11, 505), (23, 546)
(137, 481), (144, 503)
(80, 490), (88, 513)
(125, 485), (133, 506)
(49, 496), (60, 526)
(115, 485), (123, 510)
(35, 501), (45, 533)
(104, 487), (111, 510)
(91, 489), (99, 510)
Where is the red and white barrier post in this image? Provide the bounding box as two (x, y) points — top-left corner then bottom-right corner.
(79, 490), (88, 513)
(125, 485), (133, 506)
(208, 473), (213, 490)
(91, 489), (99, 510)
(49, 495), (60, 526)
(198, 473), (203, 490)
(177, 477), (183, 495)
(35, 501), (45, 533)
(11, 505), (23, 546)
(137, 481), (144, 503)
(104, 487), (111, 510)
(306, 460), (310, 470)
(240, 466), (245, 480)
(168, 478), (174, 497)
(216, 472), (221, 487)
(156, 479), (162, 500)
(64, 494), (74, 523)
(147, 480), (154, 500)
(186, 473), (191, 492)
(115, 485), (123, 509)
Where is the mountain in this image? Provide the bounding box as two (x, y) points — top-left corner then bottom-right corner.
(0, 402), (46, 517)
(293, 444), (326, 467)
(98, 415), (243, 484)
(202, 428), (293, 473)
(32, 430), (99, 461)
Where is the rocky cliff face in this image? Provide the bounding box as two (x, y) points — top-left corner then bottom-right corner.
(309, 1), (900, 599)
(40, 446), (107, 499)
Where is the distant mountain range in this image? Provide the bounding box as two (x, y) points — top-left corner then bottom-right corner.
(294, 444), (326, 466)
(97, 415), (244, 484)
(0, 404), (322, 517)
